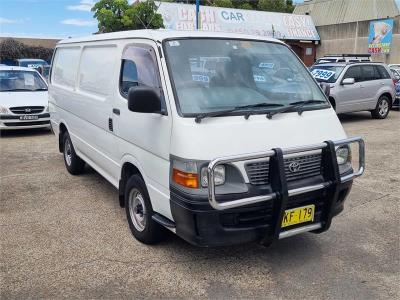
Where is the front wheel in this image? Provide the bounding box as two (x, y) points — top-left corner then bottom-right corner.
(371, 96), (390, 119)
(125, 175), (164, 244)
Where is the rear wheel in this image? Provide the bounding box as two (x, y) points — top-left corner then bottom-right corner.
(371, 96), (390, 119)
(63, 132), (85, 175)
(125, 175), (164, 244)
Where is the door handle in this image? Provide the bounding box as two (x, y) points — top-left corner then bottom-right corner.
(113, 108), (120, 115)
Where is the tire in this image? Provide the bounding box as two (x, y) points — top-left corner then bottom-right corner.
(124, 175), (164, 244)
(62, 132), (85, 175)
(371, 95), (390, 119)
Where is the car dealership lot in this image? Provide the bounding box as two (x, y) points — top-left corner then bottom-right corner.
(1, 112), (399, 299)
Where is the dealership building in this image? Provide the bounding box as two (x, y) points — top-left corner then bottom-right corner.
(294, 0), (400, 63)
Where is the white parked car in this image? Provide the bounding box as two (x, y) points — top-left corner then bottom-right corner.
(49, 30), (365, 247)
(0, 66), (50, 130)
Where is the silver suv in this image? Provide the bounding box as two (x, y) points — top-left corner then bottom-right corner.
(310, 62), (396, 119)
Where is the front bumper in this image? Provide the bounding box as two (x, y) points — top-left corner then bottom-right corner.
(0, 113), (50, 130)
(170, 137), (365, 247)
(171, 180), (352, 247)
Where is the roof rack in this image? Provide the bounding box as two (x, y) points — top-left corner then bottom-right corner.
(324, 54), (371, 57)
(313, 61), (384, 66)
(347, 61), (384, 64)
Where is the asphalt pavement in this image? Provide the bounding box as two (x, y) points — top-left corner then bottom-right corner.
(1, 111), (399, 299)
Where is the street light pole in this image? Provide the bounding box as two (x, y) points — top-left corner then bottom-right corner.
(196, 0), (200, 30)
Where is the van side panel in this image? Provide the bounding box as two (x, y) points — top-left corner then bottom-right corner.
(51, 43), (121, 186)
(50, 39), (174, 220)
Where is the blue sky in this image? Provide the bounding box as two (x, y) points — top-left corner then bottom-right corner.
(0, 0), (399, 39)
(0, 0), (103, 38)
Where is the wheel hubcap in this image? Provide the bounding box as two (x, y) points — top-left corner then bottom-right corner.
(378, 100), (389, 116)
(128, 189), (146, 232)
(64, 140), (72, 166)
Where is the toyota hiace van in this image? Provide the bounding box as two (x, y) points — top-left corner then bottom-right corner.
(49, 30), (365, 246)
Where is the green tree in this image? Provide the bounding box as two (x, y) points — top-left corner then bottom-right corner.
(125, 0), (164, 29)
(211, 0), (234, 8)
(238, 2), (253, 10)
(285, 0), (295, 13)
(0, 38), (53, 61)
(0, 38), (25, 60)
(257, 0), (288, 12)
(92, 0), (164, 33)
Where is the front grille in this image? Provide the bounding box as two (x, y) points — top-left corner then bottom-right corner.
(284, 154), (322, 182)
(4, 120), (49, 127)
(245, 161), (270, 185)
(9, 106), (44, 114)
(245, 153), (322, 185)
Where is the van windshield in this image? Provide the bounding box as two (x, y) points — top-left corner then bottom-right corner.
(164, 39), (327, 116)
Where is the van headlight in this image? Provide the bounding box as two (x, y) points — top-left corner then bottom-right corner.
(201, 165), (225, 187)
(171, 158), (226, 189)
(336, 146), (352, 173)
(0, 106), (9, 114)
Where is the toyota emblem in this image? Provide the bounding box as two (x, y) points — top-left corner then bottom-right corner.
(288, 162), (301, 173)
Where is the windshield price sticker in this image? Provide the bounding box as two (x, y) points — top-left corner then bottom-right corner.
(311, 69), (335, 80)
(259, 62), (275, 69)
(24, 73), (35, 86)
(168, 41), (180, 47)
(253, 75), (266, 82)
(27, 64), (41, 68)
(192, 74), (209, 83)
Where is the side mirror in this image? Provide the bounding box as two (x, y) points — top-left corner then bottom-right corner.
(342, 78), (355, 85)
(319, 82), (330, 97)
(127, 86), (164, 114)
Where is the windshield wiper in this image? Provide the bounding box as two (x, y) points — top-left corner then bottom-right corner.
(34, 88), (48, 91)
(194, 102), (284, 123)
(266, 100), (327, 119)
(290, 100), (327, 115)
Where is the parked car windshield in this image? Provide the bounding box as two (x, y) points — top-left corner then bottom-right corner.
(310, 65), (345, 83)
(0, 70), (48, 92)
(164, 39), (327, 116)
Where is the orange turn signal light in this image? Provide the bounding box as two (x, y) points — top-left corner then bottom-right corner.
(172, 168), (199, 189)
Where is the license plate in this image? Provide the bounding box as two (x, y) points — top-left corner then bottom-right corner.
(281, 204), (315, 228)
(19, 115), (39, 120)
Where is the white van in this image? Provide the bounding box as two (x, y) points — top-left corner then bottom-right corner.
(49, 30), (365, 247)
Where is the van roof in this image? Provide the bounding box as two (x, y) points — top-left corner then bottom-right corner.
(58, 29), (284, 45)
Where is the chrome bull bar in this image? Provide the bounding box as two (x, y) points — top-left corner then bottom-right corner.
(207, 137), (365, 211)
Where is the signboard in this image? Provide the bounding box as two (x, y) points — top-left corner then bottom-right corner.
(157, 2), (320, 41)
(368, 19), (393, 54)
